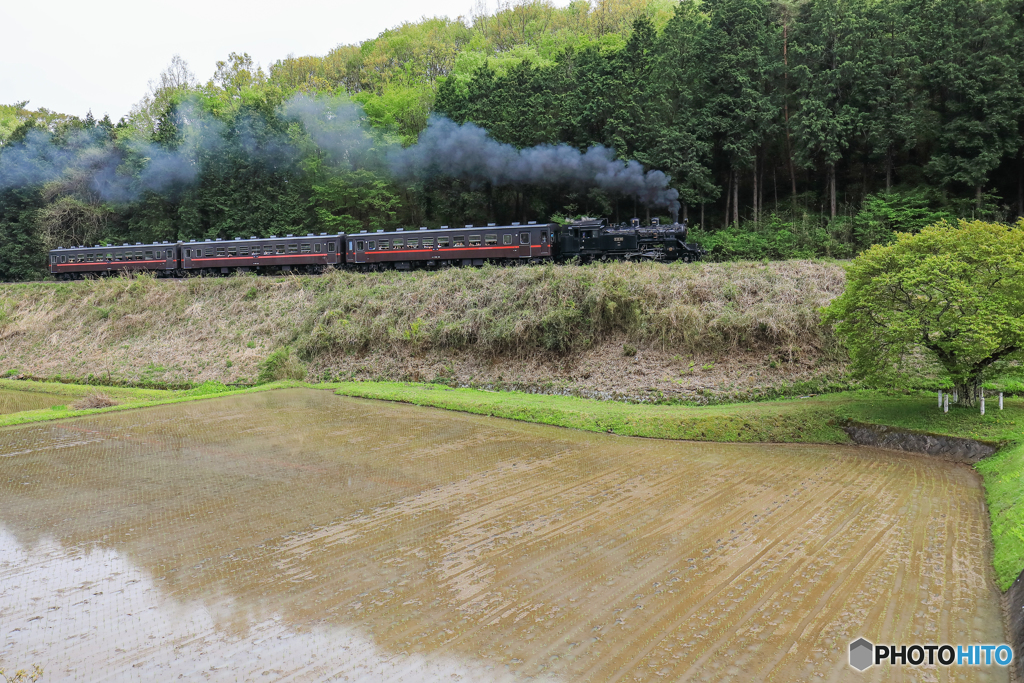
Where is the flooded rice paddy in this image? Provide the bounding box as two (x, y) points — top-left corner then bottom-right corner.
(0, 389), (63, 415)
(0, 388), (1008, 682)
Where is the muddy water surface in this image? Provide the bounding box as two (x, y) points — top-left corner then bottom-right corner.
(0, 389), (63, 415)
(0, 389), (1007, 682)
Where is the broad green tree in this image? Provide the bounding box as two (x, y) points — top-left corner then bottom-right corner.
(823, 220), (1024, 404)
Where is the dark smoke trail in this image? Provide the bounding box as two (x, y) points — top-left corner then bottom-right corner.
(389, 116), (680, 217)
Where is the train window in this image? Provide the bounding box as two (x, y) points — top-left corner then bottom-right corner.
(239, 246), (249, 256)
(288, 244), (298, 254)
(348, 240), (354, 251)
(468, 235), (480, 246)
(453, 236), (465, 247)
(328, 242), (336, 252)
(541, 231), (547, 244)
(133, 251), (141, 260)
(407, 239), (418, 248)
(314, 243), (321, 252)
(301, 243), (312, 253)
(227, 247), (237, 256)
(520, 233), (530, 245)
(114, 253), (123, 261)
(422, 238), (433, 247)
(437, 237), (449, 247)
(86, 253), (94, 262)
(215, 247), (224, 257)
(392, 238), (403, 248)
(503, 234), (512, 245)
(356, 241), (364, 251)
(203, 248), (212, 257)
(145, 251), (153, 259)
(378, 240), (389, 250)
(61, 255), (67, 263)
(263, 246), (273, 255)
(485, 234), (497, 245)
(367, 241), (376, 250)
(106, 253), (113, 261)
(185, 249), (191, 258)
(276, 245), (286, 254)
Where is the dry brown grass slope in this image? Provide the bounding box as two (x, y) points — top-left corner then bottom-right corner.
(0, 260), (849, 401)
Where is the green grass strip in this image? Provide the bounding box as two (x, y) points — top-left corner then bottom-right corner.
(977, 442), (1024, 590)
(0, 379), (313, 429)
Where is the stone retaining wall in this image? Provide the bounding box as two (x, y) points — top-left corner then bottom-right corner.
(842, 421), (998, 463)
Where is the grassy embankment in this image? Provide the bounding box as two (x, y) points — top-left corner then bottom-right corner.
(0, 260), (848, 401)
(0, 378), (306, 429)
(333, 380), (1024, 590)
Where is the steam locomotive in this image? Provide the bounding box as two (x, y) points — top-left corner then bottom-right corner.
(47, 218), (705, 279)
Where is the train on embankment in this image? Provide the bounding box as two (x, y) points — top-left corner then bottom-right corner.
(47, 218), (705, 280)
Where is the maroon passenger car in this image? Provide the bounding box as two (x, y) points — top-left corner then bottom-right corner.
(48, 242), (179, 279)
(345, 222), (554, 270)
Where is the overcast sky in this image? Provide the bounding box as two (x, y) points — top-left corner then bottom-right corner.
(1, 0), (570, 122)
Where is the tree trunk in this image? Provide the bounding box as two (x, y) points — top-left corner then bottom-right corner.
(783, 16), (797, 211)
(774, 165), (778, 212)
(953, 380), (980, 407)
(976, 184), (983, 212)
(885, 146), (893, 192)
(1018, 149), (1023, 218)
(733, 169), (740, 227)
(682, 202), (688, 222)
(700, 202), (704, 230)
(829, 164), (837, 220)
(724, 172), (732, 229)
(753, 155), (759, 224)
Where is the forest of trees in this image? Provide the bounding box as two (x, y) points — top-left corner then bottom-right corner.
(1, 0), (1023, 280)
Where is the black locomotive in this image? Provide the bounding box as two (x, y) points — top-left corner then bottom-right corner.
(47, 219), (705, 279)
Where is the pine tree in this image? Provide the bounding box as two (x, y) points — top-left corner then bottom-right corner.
(694, 0), (781, 225)
(857, 0), (921, 192)
(791, 0), (862, 219)
(916, 0), (1023, 206)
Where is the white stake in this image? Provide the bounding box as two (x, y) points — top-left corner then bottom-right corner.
(944, 394), (948, 413)
(981, 396), (985, 415)
(1000, 392), (1003, 410)
(938, 390), (943, 408)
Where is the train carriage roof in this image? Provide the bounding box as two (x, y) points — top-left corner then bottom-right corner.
(49, 241), (179, 254)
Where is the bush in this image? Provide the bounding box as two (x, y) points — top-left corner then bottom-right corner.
(70, 392), (119, 410)
(256, 347), (307, 384)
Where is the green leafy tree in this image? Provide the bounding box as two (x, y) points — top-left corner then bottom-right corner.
(791, 0), (862, 220)
(694, 0), (781, 225)
(823, 220), (1024, 404)
(850, 189), (951, 248)
(650, 1), (716, 221)
(915, 0), (1023, 207)
(856, 0), (921, 192)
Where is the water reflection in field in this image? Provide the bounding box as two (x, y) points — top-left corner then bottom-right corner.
(0, 389), (62, 415)
(0, 389), (1008, 682)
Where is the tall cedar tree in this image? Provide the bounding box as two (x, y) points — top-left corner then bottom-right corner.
(792, 0), (862, 219)
(695, 0), (781, 226)
(916, 0), (1023, 205)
